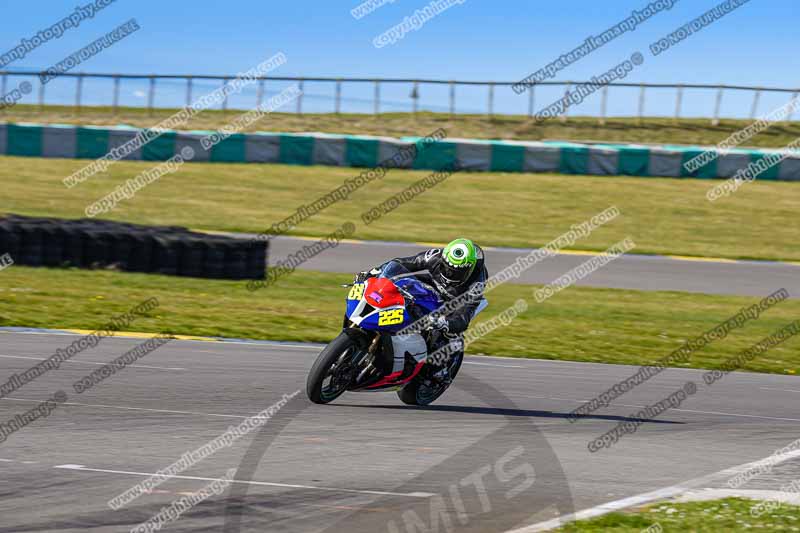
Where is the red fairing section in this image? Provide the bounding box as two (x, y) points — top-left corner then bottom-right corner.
(365, 277), (405, 308)
(365, 361), (425, 389)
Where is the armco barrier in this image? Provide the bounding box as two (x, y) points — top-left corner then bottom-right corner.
(0, 215), (267, 280)
(0, 123), (799, 181)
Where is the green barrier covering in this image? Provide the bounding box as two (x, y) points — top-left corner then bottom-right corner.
(749, 151), (781, 181)
(210, 133), (247, 162)
(558, 143), (589, 175)
(678, 147), (718, 179)
(7, 124), (42, 157)
(490, 143), (525, 172)
(279, 134), (314, 165)
(411, 140), (456, 170)
(142, 130), (176, 161)
(606, 145), (649, 176)
(76, 126), (109, 159)
(345, 137), (379, 168)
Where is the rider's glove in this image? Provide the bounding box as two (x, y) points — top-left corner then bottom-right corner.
(428, 314), (449, 333)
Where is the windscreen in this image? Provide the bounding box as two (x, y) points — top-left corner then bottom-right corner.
(378, 260), (412, 280)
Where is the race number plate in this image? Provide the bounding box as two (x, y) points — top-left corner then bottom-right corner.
(348, 283), (365, 300)
(378, 308), (404, 326)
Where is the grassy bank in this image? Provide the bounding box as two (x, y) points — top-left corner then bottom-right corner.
(4, 105), (800, 147)
(558, 497), (800, 531)
(3, 156), (800, 262)
(1, 266), (798, 375)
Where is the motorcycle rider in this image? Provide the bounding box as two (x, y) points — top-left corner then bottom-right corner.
(355, 238), (488, 371)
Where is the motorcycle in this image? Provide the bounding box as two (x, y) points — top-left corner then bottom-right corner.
(306, 261), (479, 406)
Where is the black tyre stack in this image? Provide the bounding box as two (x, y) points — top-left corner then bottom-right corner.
(0, 214), (267, 280)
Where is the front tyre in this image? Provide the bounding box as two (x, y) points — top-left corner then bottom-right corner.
(306, 332), (360, 404)
(397, 352), (463, 406)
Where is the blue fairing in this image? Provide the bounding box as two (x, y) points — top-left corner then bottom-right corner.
(361, 309), (392, 330)
(395, 278), (442, 314)
(345, 297), (360, 318)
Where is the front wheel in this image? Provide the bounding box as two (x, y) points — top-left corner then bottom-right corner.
(397, 352), (463, 406)
(306, 332), (362, 404)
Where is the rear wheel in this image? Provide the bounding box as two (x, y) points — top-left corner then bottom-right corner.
(397, 352), (463, 406)
(306, 332), (363, 404)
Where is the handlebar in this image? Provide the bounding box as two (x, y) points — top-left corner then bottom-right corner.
(395, 285), (415, 302)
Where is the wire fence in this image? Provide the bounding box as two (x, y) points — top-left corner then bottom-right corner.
(2, 70), (799, 124)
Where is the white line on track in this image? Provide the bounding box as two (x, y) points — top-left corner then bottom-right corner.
(760, 387), (800, 393)
(464, 361), (524, 368)
(675, 488), (800, 506)
(52, 464), (435, 498)
(513, 394), (800, 423)
(0, 354), (185, 371)
(1, 397), (249, 419)
(663, 408), (800, 423)
(0, 330), (325, 351)
(506, 448), (800, 532)
(176, 341), (323, 349)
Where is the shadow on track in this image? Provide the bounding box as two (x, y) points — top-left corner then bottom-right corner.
(334, 402), (686, 425)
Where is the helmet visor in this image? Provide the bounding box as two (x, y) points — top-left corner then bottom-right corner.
(439, 261), (473, 285)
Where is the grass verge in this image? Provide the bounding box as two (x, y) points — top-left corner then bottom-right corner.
(4, 106), (800, 147)
(3, 156), (800, 262)
(1, 266), (798, 375)
(558, 497), (800, 531)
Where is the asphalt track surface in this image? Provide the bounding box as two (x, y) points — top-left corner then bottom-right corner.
(1, 331), (799, 532)
(263, 236), (800, 299)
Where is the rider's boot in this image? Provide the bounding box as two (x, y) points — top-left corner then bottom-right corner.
(427, 332), (463, 383)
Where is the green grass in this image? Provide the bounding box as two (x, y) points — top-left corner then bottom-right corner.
(4, 105), (800, 147)
(3, 156), (800, 262)
(558, 497), (800, 532)
(1, 266), (798, 375)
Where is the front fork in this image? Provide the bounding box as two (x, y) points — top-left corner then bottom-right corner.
(341, 326), (382, 386)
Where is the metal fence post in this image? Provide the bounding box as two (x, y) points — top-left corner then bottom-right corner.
(750, 88), (761, 119)
(374, 80), (380, 114)
(186, 76), (193, 107)
(674, 84), (683, 122)
(488, 82), (494, 118)
(221, 77), (230, 113)
(75, 74), (83, 114)
(256, 78), (264, 109)
(38, 80), (45, 111)
(599, 85), (608, 125)
(637, 84), (645, 125)
(112, 75), (120, 116)
(335, 79), (341, 114)
(148, 75), (155, 116)
(447, 80), (456, 118)
(528, 85), (535, 118)
(712, 86), (723, 126)
(560, 82), (571, 122)
(789, 92), (799, 122)
(0, 74), (5, 114)
(296, 79), (304, 114)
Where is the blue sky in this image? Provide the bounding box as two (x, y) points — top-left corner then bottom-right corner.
(1, 0), (797, 118)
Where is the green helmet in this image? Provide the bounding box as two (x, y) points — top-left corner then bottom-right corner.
(436, 238), (478, 287)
